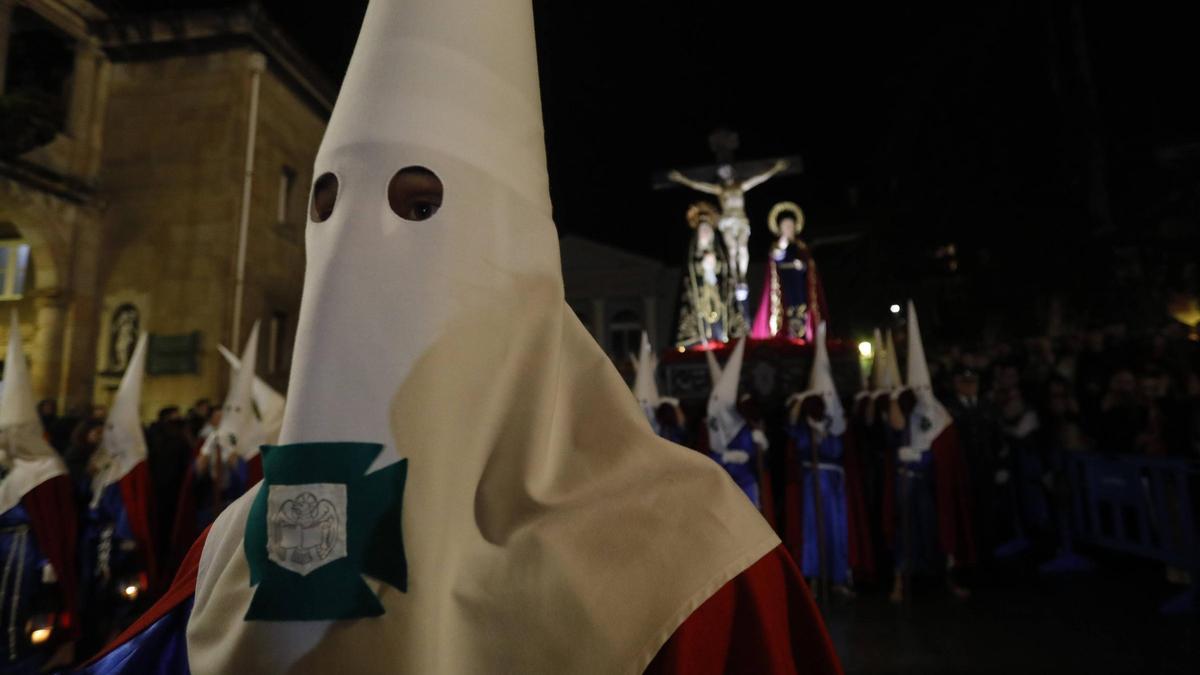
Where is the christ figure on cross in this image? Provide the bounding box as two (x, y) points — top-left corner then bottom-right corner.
(667, 158), (789, 301)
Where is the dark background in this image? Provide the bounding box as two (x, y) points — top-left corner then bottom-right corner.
(99, 1), (1200, 341)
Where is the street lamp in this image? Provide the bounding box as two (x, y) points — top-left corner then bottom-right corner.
(889, 303), (901, 315)
(858, 341), (873, 358)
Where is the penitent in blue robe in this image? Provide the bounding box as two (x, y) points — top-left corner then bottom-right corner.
(711, 425), (760, 508)
(787, 426), (850, 584)
(893, 425), (938, 575)
(80, 483), (146, 655)
(0, 504), (56, 673)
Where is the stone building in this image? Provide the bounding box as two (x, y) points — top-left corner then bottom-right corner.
(0, 0), (330, 416)
(559, 234), (681, 379)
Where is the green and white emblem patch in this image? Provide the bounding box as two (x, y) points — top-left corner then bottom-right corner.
(243, 442), (407, 621)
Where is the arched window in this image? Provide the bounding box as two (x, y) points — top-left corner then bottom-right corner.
(608, 309), (641, 361)
(0, 240), (31, 299)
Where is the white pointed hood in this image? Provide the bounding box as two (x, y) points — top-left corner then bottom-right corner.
(218, 344), (285, 448)
(0, 311), (41, 431)
(186, 3), (776, 673)
(706, 337), (747, 452)
(886, 329), (904, 391)
(906, 301), (952, 450)
(869, 328), (890, 391)
(800, 323), (846, 436)
(631, 332), (660, 427)
(209, 322), (261, 461)
(0, 311), (66, 514)
(91, 332), (149, 507)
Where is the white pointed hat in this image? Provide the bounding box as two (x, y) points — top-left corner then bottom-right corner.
(869, 328), (887, 390)
(218, 344), (285, 447)
(905, 300), (951, 448)
(707, 337), (747, 451)
(211, 321), (260, 460)
(632, 332), (660, 425)
(0, 311), (41, 431)
(907, 301), (933, 391)
(0, 310), (65, 514)
(91, 332), (149, 506)
(886, 329), (904, 390)
(803, 322), (846, 435)
(186, 2), (776, 673)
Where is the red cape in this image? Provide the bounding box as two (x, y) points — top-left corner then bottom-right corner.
(169, 449), (263, 585)
(117, 461), (158, 585)
(781, 430), (874, 581)
(23, 474), (81, 639)
(169, 457), (199, 574)
(882, 424), (976, 565)
(89, 531), (841, 675)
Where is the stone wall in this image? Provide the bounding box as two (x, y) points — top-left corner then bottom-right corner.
(94, 47), (325, 415)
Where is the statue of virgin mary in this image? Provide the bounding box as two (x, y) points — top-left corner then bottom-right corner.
(750, 202), (828, 342)
(675, 202), (747, 349)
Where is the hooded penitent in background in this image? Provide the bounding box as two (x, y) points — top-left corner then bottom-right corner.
(217, 341), (286, 482)
(750, 202), (828, 342)
(705, 339), (766, 508)
(782, 323), (873, 596)
(850, 329), (891, 578)
(80, 332), (156, 653)
(883, 301), (976, 603)
(631, 332), (686, 446)
(83, 2), (838, 674)
(216, 345), (285, 451)
(203, 321), (262, 489)
(674, 201), (745, 349)
(170, 324), (263, 567)
(0, 311), (79, 669)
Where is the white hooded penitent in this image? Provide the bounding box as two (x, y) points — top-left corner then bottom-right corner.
(885, 329), (903, 392)
(217, 343), (285, 449)
(207, 322), (261, 462)
(792, 322), (846, 435)
(632, 331), (660, 426)
(706, 337), (747, 453)
(868, 328), (889, 392)
(905, 301), (952, 451)
(185, 2), (776, 672)
(90, 332), (150, 507)
(0, 311), (66, 514)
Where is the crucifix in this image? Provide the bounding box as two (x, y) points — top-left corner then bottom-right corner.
(656, 129), (802, 303)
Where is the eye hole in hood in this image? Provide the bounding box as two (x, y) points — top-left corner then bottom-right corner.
(310, 173), (339, 223)
(388, 166), (443, 221)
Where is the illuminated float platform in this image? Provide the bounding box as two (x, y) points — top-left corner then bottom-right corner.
(659, 335), (862, 408)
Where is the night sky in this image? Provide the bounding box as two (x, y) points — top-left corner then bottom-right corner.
(103, 1), (1200, 335)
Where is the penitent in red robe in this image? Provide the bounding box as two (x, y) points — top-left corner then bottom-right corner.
(85, 533), (842, 675)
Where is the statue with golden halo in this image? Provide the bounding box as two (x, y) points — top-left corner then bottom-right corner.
(674, 201), (748, 349)
(667, 159), (790, 303)
(750, 201), (828, 342)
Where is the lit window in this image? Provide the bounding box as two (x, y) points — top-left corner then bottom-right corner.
(0, 241), (32, 300)
(278, 166), (297, 224)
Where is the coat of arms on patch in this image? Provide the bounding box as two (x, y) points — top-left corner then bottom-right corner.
(267, 483), (347, 576)
(244, 442), (407, 621)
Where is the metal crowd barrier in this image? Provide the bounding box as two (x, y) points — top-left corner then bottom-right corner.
(1063, 452), (1199, 614)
